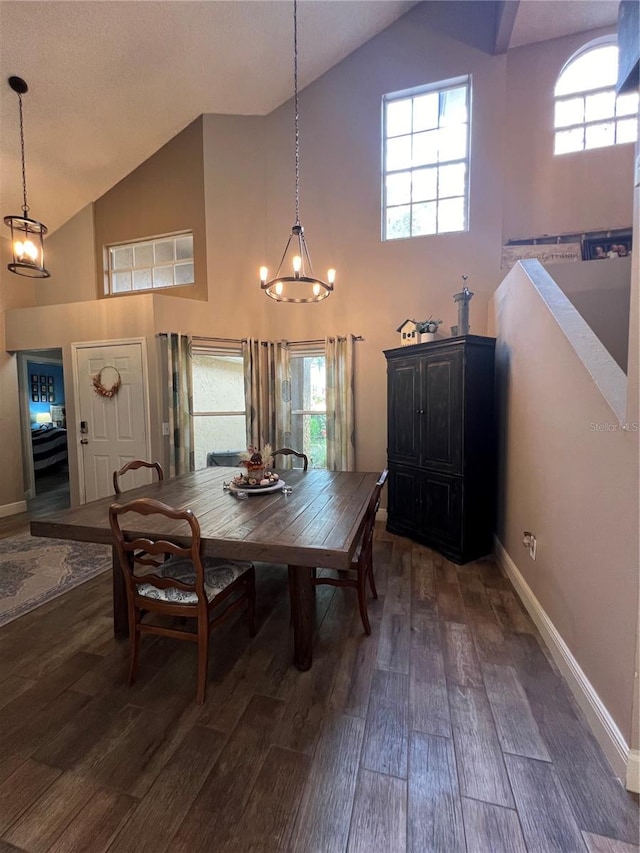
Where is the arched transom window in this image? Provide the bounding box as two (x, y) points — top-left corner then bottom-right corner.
(554, 41), (638, 155)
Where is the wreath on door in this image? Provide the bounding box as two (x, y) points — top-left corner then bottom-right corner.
(92, 366), (122, 398)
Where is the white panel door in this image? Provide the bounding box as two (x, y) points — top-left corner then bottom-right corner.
(75, 342), (150, 502)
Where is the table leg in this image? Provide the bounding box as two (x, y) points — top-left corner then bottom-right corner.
(288, 565), (316, 671)
(111, 546), (128, 638)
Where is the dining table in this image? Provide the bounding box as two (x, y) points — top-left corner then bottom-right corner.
(30, 466), (380, 671)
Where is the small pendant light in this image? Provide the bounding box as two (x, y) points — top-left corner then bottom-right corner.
(260, 0), (335, 303)
(4, 76), (50, 278)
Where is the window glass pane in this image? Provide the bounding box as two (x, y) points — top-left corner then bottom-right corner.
(412, 130), (438, 166)
(413, 92), (439, 132)
(438, 126), (466, 161)
(412, 202), (437, 236)
(290, 356), (326, 412)
(412, 167), (437, 202)
(193, 354), (245, 411)
(555, 97), (584, 128)
(438, 163), (466, 198)
(616, 118), (638, 144)
(176, 235), (193, 260)
(291, 414), (326, 469)
(554, 127), (584, 154)
(153, 266), (174, 288)
(440, 86), (467, 126)
(585, 91), (615, 122)
(585, 121), (615, 149)
(386, 205), (411, 239)
(386, 99), (412, 137)
(386, 172), (412, 206)
(112, 271), (132, 292)
(175, 262), (194, 285)
(193, 415), (246, 471)
(555, 45), (618, 96)
(616, 92), (639, 117)
(154, 240), (175, 264)
(111, 247), (133, 270)
(133, 269), (152, 290)
(437, 197), (465, 233)
(134, 243), (154, 267)
(386, 135), (412, 171)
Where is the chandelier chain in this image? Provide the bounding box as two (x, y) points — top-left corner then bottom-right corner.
(294, 0), (300, 226)
(17, 92), (29, 216)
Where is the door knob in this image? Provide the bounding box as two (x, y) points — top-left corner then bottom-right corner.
(80, 438), (89, 445)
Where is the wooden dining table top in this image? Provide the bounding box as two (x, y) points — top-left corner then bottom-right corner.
(30, 466), (380, 571)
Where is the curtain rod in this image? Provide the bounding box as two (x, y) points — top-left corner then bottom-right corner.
(160, 333), (363, 345)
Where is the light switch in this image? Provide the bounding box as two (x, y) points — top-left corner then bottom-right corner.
(162, 422), (170, 436)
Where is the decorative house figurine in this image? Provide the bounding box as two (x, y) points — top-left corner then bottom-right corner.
(453, 275), (474, 335)
(397, 319), (419, 347)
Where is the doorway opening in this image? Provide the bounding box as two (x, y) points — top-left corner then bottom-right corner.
(18, 348), (70, 513)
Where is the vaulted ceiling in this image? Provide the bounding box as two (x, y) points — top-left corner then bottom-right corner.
(0, 1), (619, 237)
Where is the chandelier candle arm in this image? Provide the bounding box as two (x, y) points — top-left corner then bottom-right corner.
(4, 76), (50, 279)
(259, 0), (335, 304)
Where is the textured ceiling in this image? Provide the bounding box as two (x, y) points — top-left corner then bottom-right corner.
(0, 1), (620, 237)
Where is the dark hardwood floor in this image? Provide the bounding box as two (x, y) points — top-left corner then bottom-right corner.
(0, 515), (637, 852)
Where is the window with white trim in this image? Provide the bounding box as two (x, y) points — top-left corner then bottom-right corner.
(554, 41), (638, 155)
(106, 232), (194, 295)
(383, 77), (470, 240)
(290, 350), (326, 468)
(192, 348), (246, 470)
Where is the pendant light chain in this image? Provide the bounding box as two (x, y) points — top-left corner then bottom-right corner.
(294, 0), (300, 227)
(17, 92), (29, 216)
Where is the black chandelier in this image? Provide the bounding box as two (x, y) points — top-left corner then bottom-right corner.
(4, 76), (50, 278)
(260, 0), (335, 303)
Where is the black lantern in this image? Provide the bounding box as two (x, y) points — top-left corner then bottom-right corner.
(4, 76), (50, 278)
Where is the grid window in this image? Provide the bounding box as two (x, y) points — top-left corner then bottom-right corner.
(383, 78), (470, 240)
(192, 350), (246, 471)
(290, 353), (326, 469)
(554, 42), (638, 155)
(106, 232), (194, 295)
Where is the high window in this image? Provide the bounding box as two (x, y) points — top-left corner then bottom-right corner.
(105, 232), (194, 295)
(554, 41), (638, 155)
(383, 77), (470, 240)
(290, 351), (326, 468)
(192, 349), (246, 470)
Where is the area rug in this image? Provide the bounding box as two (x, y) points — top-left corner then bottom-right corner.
(0, 532), (111, 628)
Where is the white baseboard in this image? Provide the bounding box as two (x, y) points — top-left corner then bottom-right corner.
(0, 500), (27, 519)
(493, 536), (630, 786)
(627, 749), (640, 793)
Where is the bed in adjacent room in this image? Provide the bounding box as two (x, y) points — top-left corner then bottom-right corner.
(31, 427), (68, 474)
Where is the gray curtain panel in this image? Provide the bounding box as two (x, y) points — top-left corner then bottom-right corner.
(325, 335), (355, 471)
(242, 339), (291, 456)
(166, 332), (194, 476)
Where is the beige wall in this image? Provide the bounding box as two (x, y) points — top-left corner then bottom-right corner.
(503, 28), (635, 241)
(94, 117), (208, 302)
(548, 256), (631, 371)
(37, 204), (97, 305)
(493, 261), (639, 746)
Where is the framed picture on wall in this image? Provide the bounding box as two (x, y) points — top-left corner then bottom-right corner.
(32, 392), (39, 402)
(39, 375), (46, 383)
(31, 374), (38, 383)
(48, 393), (55, 402)
(47, 378), (54, 388)
(40, 385), (47, 396)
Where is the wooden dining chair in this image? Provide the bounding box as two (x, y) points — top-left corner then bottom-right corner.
(109, 497), (255, 704)
(312, 469), (388, 635)
(272, 447), (309, 471)
(113, 460), (164, 495)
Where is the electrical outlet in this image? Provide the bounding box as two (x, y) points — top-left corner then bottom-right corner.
(162, 422), (170, 436)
